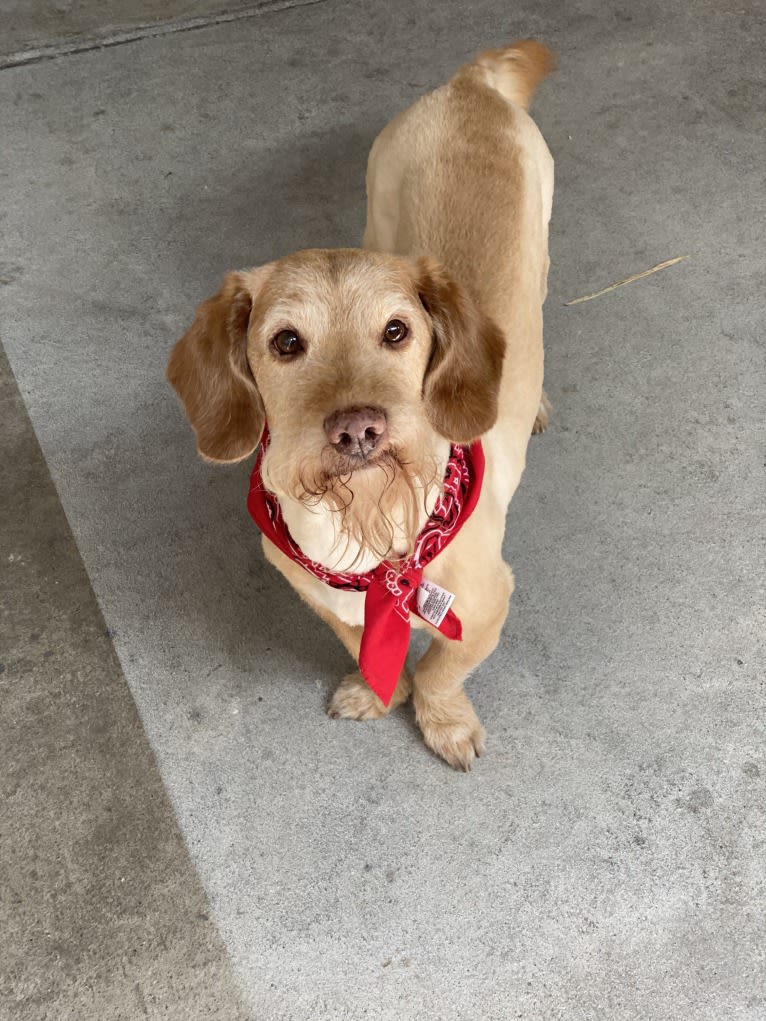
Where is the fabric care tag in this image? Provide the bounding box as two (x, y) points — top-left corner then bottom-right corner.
(416, 579), (456, 628)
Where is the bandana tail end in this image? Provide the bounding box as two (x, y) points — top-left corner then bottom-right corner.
(358, 584), (411, 707)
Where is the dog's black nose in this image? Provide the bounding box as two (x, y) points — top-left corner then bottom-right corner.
(324, 406), (388, 457)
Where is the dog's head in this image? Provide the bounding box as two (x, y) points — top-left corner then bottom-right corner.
(168, 249), (504, 559)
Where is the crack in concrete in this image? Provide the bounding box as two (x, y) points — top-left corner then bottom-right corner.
(0, 0), (327, 70)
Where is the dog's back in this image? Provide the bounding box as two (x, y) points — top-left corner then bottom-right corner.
(364, 41), (555, 504)
(364, 40), (554, 318)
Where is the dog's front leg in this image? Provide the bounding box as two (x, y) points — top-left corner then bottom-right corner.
(262, 538), (410, 719)
(316, 610), (412, 721)
(413, 569), (513, 770)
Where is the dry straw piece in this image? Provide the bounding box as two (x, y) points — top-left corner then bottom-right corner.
(564, 255), (689, 306)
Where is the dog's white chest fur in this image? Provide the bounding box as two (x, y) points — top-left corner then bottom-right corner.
(310, 584), (367, 627)
(276, 463), (447, 628)
(275, 502), (376, 626)
(279, 498), (388, 575)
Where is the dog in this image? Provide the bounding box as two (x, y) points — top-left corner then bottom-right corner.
(167, 40), (555, 770)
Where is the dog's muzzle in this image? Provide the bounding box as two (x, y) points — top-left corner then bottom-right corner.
(323, 406), (388, 465)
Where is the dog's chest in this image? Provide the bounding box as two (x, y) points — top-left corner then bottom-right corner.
(279, 499), (395, 574)
(275, 500), (386, 626)
(308, 581), (367, 627)
(276, 495), (437, 629)
(298, 563), (442, 631)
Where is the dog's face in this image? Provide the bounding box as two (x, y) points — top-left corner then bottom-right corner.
(248, 250), (442, 504)
(168, 248), (504, 558)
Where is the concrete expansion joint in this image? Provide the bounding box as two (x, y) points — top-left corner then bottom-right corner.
(0, 0), (327, 71)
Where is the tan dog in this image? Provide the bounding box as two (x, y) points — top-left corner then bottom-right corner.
(168, 41), (555, 769)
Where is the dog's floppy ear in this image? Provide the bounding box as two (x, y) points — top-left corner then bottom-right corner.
(415, 257), (505, 443)
(167, 271), (266, 463)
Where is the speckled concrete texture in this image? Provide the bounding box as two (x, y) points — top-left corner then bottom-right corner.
(1, 0), (764, 1018)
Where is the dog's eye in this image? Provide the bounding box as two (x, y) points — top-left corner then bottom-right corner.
(272, 329), (303, 357)
(383, 319), (408, 345)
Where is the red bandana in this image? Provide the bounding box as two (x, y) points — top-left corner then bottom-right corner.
(247, 436), (485, 706)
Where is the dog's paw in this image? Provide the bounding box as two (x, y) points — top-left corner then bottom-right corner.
(327, 671), (410, 721)
(532, 389), (552, 435)
(414, 695), (486, 771)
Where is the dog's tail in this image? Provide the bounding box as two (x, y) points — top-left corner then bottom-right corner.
(473, 40), (556, 110)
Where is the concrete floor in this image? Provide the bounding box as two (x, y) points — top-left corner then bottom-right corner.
(0, 346), (249, 1019)
(1, 1), (764, 1020)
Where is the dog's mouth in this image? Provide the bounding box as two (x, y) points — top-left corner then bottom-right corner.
(324, 443), (389, 478)
(295, 444), (403, 497)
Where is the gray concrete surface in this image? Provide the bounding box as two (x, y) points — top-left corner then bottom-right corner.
(1, 0), (765, 1019)
(0, 346), (250, 1020)
(0, 0), (322, 66)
